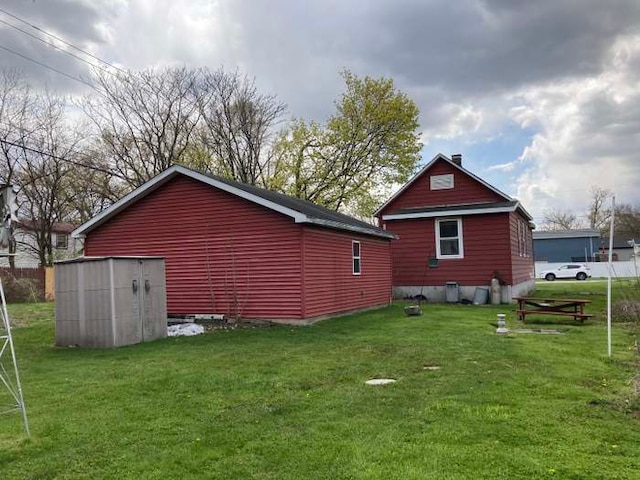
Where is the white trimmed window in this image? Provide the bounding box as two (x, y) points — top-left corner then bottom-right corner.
(436, 218), (463, 259)
(352, 241), (361, 275)
(55, 233), (68, 250)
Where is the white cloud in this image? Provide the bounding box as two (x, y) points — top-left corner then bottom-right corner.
(486, 161), (516, 172)
(421, 103), (483, 144)
(1, 0), (639, 224)
(508, 33), (640, 222)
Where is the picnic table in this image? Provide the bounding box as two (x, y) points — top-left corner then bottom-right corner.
(513, 296), (593, 324)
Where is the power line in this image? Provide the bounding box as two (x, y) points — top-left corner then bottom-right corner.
(0, 138), (119, 178)
(0, 17), (115, 78)
(0, 43), (103, 95)
(0, 6), (128, 76)
(0, 6), (208, 110)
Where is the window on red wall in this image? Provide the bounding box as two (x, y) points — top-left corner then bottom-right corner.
(436, 218), (463, 259)
(517, 221), (523, 256)
(352, 240), (361, 275)
(517, 219), (531, 257)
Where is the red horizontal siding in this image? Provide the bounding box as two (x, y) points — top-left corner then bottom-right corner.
(509, 212), (535, 284)
(303, 227), (392, 318)
(380, 158), (505, 215)
(85, 176), (303, 319)
(388, 213), (513, 286)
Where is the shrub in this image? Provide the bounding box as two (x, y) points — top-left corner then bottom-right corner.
(0, 271), (44, 303)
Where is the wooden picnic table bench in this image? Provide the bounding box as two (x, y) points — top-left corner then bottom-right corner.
(513, 296), (593, 324)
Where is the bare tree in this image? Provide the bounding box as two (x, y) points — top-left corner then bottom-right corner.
(16, 92), (82, 267)
(604, 203), (640, 239)
(0, 70), (37, 267)
(82, 67), (203, 188)
(588, 186), (612, 231)
(195, 69), (286, 185)
(541, 209), (582, 230)
(65, 154), (127, 224)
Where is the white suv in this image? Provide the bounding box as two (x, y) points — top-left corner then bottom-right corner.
(539, 264), (591, 281)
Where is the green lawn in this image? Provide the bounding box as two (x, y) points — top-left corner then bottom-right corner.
(1, 281), (639, 479)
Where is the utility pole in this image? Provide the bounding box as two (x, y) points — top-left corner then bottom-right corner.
(607, 195), (615, 358)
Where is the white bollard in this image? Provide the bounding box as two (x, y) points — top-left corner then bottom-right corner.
(496, 313), (508, 335)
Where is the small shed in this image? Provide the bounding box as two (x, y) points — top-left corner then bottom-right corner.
(55, 256), (167, 348)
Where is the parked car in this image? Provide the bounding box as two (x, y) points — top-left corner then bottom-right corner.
(539, 264), (591, 281)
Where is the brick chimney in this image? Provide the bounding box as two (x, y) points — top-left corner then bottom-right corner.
(451, 154), (462, 166)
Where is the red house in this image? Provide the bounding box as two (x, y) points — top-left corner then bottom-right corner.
(375, 153), (535, 302)
(73, 165), (395, 323)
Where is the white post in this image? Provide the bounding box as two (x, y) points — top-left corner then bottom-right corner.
(496, 313), (508, 335)
(607, 195), (615, 358)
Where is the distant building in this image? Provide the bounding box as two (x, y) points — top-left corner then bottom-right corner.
(0, 220), (83, 268)
(599, 236), (640, 262)
(533, 229), (600, 263)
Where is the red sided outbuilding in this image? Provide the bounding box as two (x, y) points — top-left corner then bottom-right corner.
(375, 153), (535, 302)
(73, 165), (395, 323)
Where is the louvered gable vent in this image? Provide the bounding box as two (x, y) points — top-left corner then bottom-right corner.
(430, 174), (454, 190)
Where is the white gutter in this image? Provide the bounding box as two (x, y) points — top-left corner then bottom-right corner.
(382, 204), (518, 221)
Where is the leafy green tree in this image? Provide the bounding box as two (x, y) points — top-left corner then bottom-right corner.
(270, 70), (422, 217)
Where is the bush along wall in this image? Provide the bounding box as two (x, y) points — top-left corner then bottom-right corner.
(0, 267), (45, 302)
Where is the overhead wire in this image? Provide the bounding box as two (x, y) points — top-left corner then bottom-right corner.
(0, 17), (116, 79)
(0, 6), (128, 76)
(0, 7), (202, 176)
(0, 7), (201, 108)
(0, 43), (102, 95)
(0, 138), (122, 178)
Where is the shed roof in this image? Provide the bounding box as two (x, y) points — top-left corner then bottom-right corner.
(73, 165), (396, 240)
(533, 229), (601, 240)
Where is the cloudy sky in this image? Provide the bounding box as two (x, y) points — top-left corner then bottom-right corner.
(1, 0), (639, 224)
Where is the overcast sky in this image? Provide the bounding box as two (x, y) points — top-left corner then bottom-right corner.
(1, 0), (639, 225)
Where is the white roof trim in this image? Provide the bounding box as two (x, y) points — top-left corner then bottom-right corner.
(533, 230), (600, 240)
(72, 165), (307, 237)
(382, 204), (518, 221)
(373, 153), (513, 217)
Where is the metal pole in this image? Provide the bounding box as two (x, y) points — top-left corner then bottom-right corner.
(0, 277), (29, 436)
(607, 195), (615, 358)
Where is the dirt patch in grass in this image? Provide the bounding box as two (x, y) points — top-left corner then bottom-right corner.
(613, 300), (640, 323)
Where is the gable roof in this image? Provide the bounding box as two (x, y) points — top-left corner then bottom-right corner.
(373, 153), (514, 217)
(72, 165), (395, 240)
(17, 219), (77, 234)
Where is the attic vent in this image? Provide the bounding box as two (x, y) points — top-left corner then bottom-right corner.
(430, 174), (454, 190)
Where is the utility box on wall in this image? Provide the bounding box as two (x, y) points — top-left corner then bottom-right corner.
(54, 257), (167, 348)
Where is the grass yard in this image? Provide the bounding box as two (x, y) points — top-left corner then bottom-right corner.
(1, 281), (639, 479)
